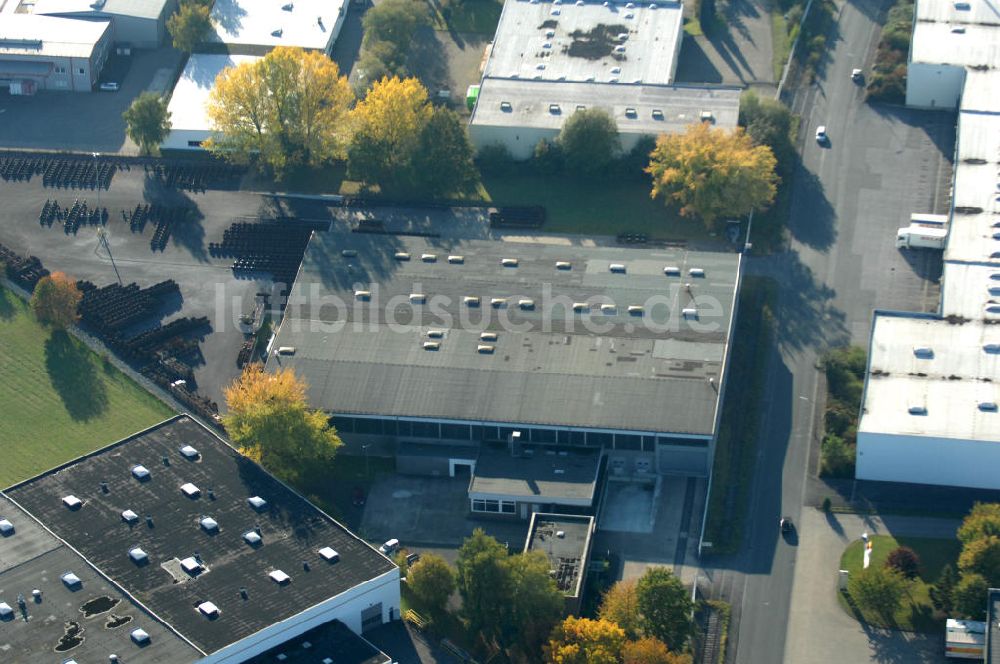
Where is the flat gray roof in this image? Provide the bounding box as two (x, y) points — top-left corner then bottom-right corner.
(485, 0), (683, 85)
(470, 444), (600, 503)
(471, 78), (742, 133)
(269, 219), (740, 436)
(524, 513), (593, 597)
(0, 493), (198, 663)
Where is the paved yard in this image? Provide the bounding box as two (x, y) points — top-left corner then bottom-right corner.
(676, 0), (775, 85)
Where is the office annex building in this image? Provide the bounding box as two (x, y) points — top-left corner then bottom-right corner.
(0, 416), (399, 663)
(855, 0), (1000, 489)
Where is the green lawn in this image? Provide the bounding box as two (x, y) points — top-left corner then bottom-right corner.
(838, 534), (960, 632)
(479, 173), (713, 240)
(771, 10), (791, 82)
(0, 287), (175, 488)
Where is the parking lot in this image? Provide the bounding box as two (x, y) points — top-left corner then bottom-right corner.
(0, 48), (183, 154)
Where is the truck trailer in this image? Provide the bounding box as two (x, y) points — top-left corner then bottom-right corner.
(896, 213), (949, 249)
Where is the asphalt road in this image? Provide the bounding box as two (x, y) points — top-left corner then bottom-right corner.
(701, 1), (956, 662)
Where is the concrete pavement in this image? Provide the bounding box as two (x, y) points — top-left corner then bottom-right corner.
(784, 509), (956, 664)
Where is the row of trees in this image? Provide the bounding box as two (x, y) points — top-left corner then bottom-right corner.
(932, 503), (1000, 620)
(819, 346), (867, 477)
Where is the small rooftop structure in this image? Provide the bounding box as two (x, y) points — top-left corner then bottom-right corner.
(470, 444), (601, 507)
(0, 14), (110, 59)
(207, 0), (348, 53)
(524, 513), (594, 612)
(4, 415), (398, 658)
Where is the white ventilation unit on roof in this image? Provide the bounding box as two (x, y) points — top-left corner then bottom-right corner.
(628, 305), (644, 315)
(426, 330), (445, 339)
(179, 445), (199, 459)
(546, 29), (555, 37)
(664, 266), (680, 276)
(501, 258), (519, 267)
(573, 302), (589, 312)
(198, 601), (220, 618)
(318, 546), (340, 562)
(700, 111), (714, 122)
(913, 346), (934, 358)
(423, 341), (441, 350)
(984, 344), (1000, 353)
(480, 331), (498, 341)
(500, 101), (512, 111)
(682, 308), (697, 319)
(131, 465), (150, 480)
(180, 556), (203, 574)
(0, 602), (11, 619)
(0, 518), (12, 535)
(478, 344), (496, 354)
(689, 267), (705, 277)
(979, 402), (998, 412)
(395, 251), (411, 261)
(464, 296), (481, 306)
(448, 255), (465, 264)
(519, 298), (535, 309)
(269, 569), (291, 585)
(128, 546), (148, 564)
(200, 516), (219, 533)
(121, 509), (139, 524)
(63, 495), (82, 509)
(354, 289), (371, 301)
(409, 293), (427, 304)
(908, 405), (928, 415)
(181, 483), (200, 498)
(248, 495), (267, 511)
(600, 304), (617, 314)
(491, 297), (508, 308)
(556, 261), (571, 270)
(421, 253), (437, 262)
(243, 530), (263, 546)
(61, 572), (82, 588)
(341, 249), (357, 257)
(130, 628), (150, 645)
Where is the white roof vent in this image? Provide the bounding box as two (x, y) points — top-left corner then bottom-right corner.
(200, 516), (219, 533)
(979, 402), (998, 412)
(394, 251), (411, 261)
(121, 509), (139, 524)
(700, 111), (714, 122)
(549, 103), (561, 114)
(131, 465), (150, 480)
(0, 518), (13, 535)
(478, 344), (496, 354)
(423, 341), (441, 350)
(627, 305), (644, 315)
(480, 331), (498, 341)
(198, 601), (220, 618)
(600, 304), (617, 314)
(427, 329), (445, 338)
(179, 445), (199, 459)
(319, 546), (340, 562)
(130, 628), (150, 645)
(409, 293), (427, 304)
(63, 495), (82, 510)
(908, 405), (928, 415)
(689, 267), (705, 277)
(491, 297), (508, 308)
(572, 302), (589, 312)
(61, 572), (82, 588)
(983, 343), (1000, 353)
(519, 298), (535, 309)
(269, 569), (291, 585)
(341, 249), (357, 257)
(180, 556), (203, 574)
(501, 257), (519, 267)
(181, 483), (200, 498)
(609, 263), (626, 273)
(500, 101), (512, 111)
(652, 109), (664, 120)
(421, 253), (437, 262)
(556, 261), (571, 270)
(354, 289), (371, 301)
(248, 495), (267, 511)
(664, 266), (681, 276)
(448, 255), (465, 264)
(243, 530), (263, 546)
(913, 346), (934, 358)
(682, 308), (698, 319)
(128, 547), (148, 564)
(464, 296), (481, 306)
(0, 602), (12, 619)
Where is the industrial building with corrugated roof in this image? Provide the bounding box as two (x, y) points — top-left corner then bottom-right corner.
(3, 415), (400, 663)
(468, 0), (742, 158)
(855, 0), (1000, 489)
(0, 14), (112, 92)
(266, 212), (742, 486)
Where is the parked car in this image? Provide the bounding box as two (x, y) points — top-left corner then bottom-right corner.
(780, 517), (794, 533)
(406, 552), (421, 566)
(851, 68), (863, 83)
(815, 126), (828, 144)
(379, 538), (400, 555)
(99, 81), (120, 92)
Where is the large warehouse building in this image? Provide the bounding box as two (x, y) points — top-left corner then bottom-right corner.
(0, 14), (111, 93)
(469, 0), (742, 158)
(267, 213), (742, 480)
(28, 0), (178, 49)
(856, 0), (1000, 489)
(2, 415), (400, 663)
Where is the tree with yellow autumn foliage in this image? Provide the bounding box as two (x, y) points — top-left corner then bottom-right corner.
(206, 47), (353, 174)
(544, 617), (627, 664)
(646, 122), (778, 228)
(31, 272), (81, 328)
(622, 638), (692, 664)
(223, 364), (342, 480)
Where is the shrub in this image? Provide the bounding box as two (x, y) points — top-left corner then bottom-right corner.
(885, 546), (921, 580)
(476, 143), (517, 175)
(821, 434), (855, 477)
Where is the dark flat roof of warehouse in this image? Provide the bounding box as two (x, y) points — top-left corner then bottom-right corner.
(525, 513), (594, 598)
(470, 444), (600, 502)
(0, 494), (197, 663)
(269, 219), (740, 436)
(246, 619), (391, 664)
(5, 415), (397, 655)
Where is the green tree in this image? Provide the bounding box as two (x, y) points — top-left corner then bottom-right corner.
(207, 47), (353, 174)
(504, 551), (564, 655)
(930, 564), (958, 614)
(407, 553), (456, 614)
(455, 529), (512, 639)
(123, 92), (172, 155)
(739, 91), (795, 165)
(31, 272), (81, 328)
(544, 617), (626, 664)
(167, 2), (213, 52)
(821, 346), (867, 406)
(412, 106), (479, 197)
(598, 578), (643, 639)
(848, 565), (907, 620)
(222, 365), (342, 481)
(646, 122), (778, 228)
(636, 568), (693, 651)
(557, 108), (620, 175)
(954, 572), (988, 621)
(357, 0), (429, 84)
(958, 535), (1000, 584)
(958, 503), (1000, 546)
